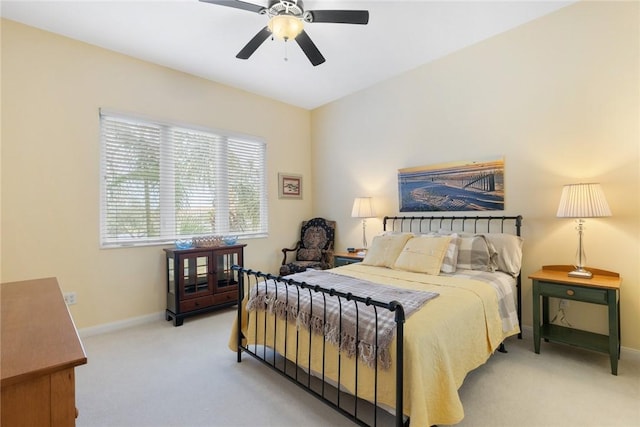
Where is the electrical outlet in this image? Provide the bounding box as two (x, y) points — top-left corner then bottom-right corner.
(63, 292), (77, 305)
(559, 299), (569, 310)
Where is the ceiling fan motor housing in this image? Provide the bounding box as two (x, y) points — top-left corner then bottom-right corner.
(268, 0), (305, 19)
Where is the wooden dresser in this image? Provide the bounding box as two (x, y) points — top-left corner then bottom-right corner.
(1, 277), (87, 426)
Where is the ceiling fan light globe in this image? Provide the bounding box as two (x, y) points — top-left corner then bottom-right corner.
(268, 14), (304, 40)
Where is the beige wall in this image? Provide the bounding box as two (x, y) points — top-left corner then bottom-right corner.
(2, 1), (639, 351)
(311, 1), (640, 350)
(1, 19), (313, 328)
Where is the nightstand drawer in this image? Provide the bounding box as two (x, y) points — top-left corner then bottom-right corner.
(333, 252), (364, 267)
(536, 281), (608, 304)
(335, 256), (361, 267)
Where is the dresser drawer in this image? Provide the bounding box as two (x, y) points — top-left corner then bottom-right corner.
(536, 281), (608, 304)
(213, 291), (237, 305)
(180, 295), (214, 312)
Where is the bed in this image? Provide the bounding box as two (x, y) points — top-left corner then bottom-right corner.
(229, 215), (523, 426)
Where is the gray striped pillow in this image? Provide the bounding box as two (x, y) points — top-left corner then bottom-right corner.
(456, 235), (497, 272)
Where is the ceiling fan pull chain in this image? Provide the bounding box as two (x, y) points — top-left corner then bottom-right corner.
(284, 40), (289, 62)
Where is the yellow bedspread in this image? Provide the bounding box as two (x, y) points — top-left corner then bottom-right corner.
(228, 263), (520, 427)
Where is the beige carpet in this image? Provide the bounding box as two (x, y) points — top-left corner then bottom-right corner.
(75, 308), (640, 427)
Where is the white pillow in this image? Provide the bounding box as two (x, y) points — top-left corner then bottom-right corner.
(393, 235), (452, 275)
(361, 233), (414, 268)
(482, 233), (523, 277)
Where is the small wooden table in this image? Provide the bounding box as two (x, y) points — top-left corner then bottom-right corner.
(529, 265), (621, 375)
(1, 277), (87, 426)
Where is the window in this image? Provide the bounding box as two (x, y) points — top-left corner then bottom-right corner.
(100, 110), (268, 247)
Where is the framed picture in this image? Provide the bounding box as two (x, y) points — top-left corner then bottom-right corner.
(278, 173), (302, 199)
(398, 157), (505, 212)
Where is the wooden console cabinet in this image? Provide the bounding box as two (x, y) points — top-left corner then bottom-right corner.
(164, 244), (246, 326)
(1, 277), (87, 427)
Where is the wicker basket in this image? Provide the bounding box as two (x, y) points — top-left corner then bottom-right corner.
(192, 235), (223, 248)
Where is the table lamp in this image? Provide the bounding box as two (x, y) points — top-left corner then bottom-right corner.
(351, 197), (375, 253)
(556, 183), (612, 278)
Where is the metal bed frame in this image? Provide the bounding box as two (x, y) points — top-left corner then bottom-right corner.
(233, 215), (523, 427)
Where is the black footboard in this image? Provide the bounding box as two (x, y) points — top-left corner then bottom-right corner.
(233, 266), (408, 427)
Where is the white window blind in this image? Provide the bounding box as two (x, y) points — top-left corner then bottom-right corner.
(100, 110), (267, 247)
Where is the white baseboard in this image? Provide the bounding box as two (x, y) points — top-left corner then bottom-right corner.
(78, 311), (165, 338)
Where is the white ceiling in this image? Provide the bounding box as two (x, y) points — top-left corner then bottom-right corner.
(1, 0), (574, 110)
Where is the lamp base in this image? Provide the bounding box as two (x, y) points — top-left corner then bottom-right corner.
(568, 268), (593, 279)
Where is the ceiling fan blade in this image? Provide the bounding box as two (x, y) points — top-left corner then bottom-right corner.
(199, 0), (266, 14)
(295, 30), (325, 66)
(236, 27), (271, 60)
(306, 10), (369, 25)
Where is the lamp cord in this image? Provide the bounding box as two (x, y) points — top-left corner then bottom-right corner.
(551, 301), (572, 327)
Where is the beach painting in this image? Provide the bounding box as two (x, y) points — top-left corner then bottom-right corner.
(398, 158), (505, 212)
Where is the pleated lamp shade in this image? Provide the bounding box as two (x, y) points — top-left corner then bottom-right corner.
(351, 197), (375, 218)
(556, 183), (612, 218)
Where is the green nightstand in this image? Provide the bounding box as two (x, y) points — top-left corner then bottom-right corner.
(530, 265), (621, 375)
(333, 252), (364, 267)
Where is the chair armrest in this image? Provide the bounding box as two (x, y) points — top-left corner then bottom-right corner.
(281, 241), (302, 265)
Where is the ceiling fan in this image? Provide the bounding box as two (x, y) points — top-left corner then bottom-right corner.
(200, 0), (369, 66)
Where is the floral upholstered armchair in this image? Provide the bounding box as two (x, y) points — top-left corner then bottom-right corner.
(280, 217), (336, 276)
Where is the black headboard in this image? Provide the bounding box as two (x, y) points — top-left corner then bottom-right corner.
(383, 215), (522, 236)
(383, 215), (524, 339)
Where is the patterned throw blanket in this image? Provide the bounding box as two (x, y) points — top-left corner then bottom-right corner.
(246, 270), (439, 369)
